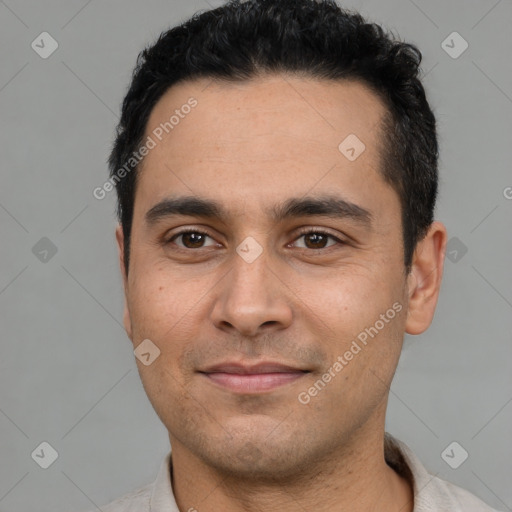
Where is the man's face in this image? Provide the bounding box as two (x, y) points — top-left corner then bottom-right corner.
(118, 75), (416, 478)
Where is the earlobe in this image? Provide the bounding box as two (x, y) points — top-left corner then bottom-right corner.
(115, 225), (133, 341)
(405, 221), (447, 335)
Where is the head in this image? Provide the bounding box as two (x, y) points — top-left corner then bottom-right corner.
(110, 0), (446, 481)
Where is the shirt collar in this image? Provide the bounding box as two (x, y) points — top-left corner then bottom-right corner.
(149, 450), (179, 512)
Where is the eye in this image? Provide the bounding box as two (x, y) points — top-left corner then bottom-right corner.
(165, 228), (345, 251)
(167, 229), (219, 249)
(290, 229), (344, 250)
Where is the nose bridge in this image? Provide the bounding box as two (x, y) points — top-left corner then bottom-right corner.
(228, 245), (274, 310)
(212, 241), (292, 335)
(229, 231), (273, 296)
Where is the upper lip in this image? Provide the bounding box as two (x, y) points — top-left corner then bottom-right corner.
(199, 361), (309, 374)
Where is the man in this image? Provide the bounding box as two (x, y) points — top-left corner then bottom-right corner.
(92, 0), (500, 510)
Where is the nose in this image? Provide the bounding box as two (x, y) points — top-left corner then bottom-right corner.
(210, 247), (293, 337)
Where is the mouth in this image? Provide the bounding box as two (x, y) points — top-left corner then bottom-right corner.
(198, 361), (310, 393)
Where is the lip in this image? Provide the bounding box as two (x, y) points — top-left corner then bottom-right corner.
(201, 361), (308, 374)
(199, 361), (309, 393)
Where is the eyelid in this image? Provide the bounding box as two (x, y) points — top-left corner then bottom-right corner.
(166, 227), (217, 246)
(293, 226), (345, 240)
(165, 226), (347, 250)
(289, 227), (346, 248)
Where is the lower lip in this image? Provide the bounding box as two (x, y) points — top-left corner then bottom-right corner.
(202, 372), (306, 393)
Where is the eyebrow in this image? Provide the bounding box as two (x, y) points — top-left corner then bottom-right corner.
(145, 194), (373, 229)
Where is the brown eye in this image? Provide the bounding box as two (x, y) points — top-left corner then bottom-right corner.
(304, 233), (329, 249)
(169, 230), (217, 249)
(291, 230), (343, 250)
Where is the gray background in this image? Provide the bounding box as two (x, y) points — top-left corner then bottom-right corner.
(0, 0), (511, 511)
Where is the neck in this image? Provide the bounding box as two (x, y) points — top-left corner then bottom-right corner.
(169, 426), (414, 512)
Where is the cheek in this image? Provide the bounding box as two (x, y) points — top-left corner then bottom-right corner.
(300, 269), (406, 374)
(127, 267), (221, 381)
(127, 269), (190, 345)
(136, 361), (192, 433)
(297, 269), (391, 329)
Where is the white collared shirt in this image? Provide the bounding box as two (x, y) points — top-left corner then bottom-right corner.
(83, 434), (501, 512)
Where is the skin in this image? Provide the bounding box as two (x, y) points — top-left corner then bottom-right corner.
(116, 74), (447, 512)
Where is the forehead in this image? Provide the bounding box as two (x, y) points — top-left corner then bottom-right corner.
(145, 74), (387, 156)
(134, 74), (394, 222)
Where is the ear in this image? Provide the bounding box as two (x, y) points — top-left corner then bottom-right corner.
(116, 224), (133, 341)
(405, 221), (447, 335)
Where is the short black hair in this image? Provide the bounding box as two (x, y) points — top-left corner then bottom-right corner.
(109, 0), (438, 275)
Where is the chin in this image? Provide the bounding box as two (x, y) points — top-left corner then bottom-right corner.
(192, 430), (318, 483)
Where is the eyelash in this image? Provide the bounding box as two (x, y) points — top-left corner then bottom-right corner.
(166, 227), (345, 250)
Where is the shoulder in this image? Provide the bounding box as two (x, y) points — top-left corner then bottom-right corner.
(419, 473), (501, 511)
(76, 450), (175, 512)
(385, 433), (502, 512)
(79, 482), (152, 512)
